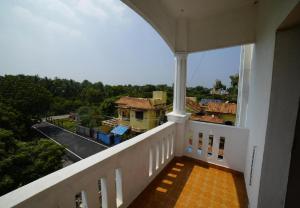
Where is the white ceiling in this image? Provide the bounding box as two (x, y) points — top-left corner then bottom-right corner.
(122, 0), (257, 52)
(160, 0), (256, 20)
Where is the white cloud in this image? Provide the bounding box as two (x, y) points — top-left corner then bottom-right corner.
(76, 0), (127, 21)
(12, 5), (82, 39)
(77, 0), (108, 19)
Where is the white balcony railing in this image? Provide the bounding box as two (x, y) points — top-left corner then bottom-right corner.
(184, 121), (249, 172)
(0, 122), (176, 208)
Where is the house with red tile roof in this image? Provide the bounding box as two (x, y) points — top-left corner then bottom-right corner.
(114, 91), (167, 132)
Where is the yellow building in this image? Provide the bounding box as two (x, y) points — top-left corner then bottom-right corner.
(115, 91), (167, 133)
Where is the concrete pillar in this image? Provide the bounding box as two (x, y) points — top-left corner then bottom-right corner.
(236, 44), (253, 127)
(167, 52), (189, 157)
(173, 52), (188, 115)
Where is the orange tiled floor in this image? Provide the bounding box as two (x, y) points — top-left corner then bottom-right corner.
(129, 157), (248, 208)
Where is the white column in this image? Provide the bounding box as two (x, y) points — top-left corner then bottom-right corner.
(167, 52), (189, 157)
(173, 52), (187, 115)
(236, 44), (253, 127)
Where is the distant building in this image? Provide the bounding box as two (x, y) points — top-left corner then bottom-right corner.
(210, 88), (229, 95)
(205, 102), (237, 125)
(199, 99), (223, 106)
(186, 97), (204, 114)
(187, 98), (237, 125)
(114, 91), (167, 133)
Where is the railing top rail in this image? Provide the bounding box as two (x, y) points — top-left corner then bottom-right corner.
(189, 120), (249, 131)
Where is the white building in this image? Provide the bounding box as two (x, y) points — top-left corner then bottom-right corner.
(0, 0), (300, 207)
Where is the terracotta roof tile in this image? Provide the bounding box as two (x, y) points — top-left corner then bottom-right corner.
(190, 115), (224, 124)
(207, 102), (237, 114)
(186, 97), (203, 113)
(115, 97), (154, 110)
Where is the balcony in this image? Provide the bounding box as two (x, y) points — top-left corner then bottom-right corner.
(1, 0), (297, 207)
(0, 120), (249, 208)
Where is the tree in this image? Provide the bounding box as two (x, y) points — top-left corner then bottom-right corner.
(0, 75), (52, 119)
(77, 106), (103, 128)
(228, 74), (239, 102)
(100, 97), (118, 117)
(81, 87), (105, 105)
(0, 139), (65, 195)
(229, 74), (239, 88)
(213, 79), (226, 90)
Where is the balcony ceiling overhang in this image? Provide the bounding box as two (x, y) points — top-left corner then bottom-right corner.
(122, 0), (257, 53)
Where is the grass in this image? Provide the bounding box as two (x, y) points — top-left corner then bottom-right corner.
(56, 118), (77, 132)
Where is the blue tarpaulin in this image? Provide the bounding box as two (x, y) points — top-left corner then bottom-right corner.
(111, 125), (129, 135)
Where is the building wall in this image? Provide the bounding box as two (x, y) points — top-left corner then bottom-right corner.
(258, 24), (300, 208)
(130, 110), (159, 131)
(244, 0), (299, 207)
(219, 114), (236, 124)
(118, 109), (130, 126)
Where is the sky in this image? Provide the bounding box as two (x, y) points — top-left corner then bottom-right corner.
(0, 0), (240, 88)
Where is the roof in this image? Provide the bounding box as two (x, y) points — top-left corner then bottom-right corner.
(186, 97), (203, 113)
(115, 97), (155, 110)
(207, 102), (237, 114)
(111, 125), (129, 135)
(190, 115), (224, 124)
(102, 118), (118, 128)
(200, 99), (223, 105)
(122, 0), (256, 53)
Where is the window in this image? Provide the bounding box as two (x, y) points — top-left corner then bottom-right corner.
(161, 139), (165, 164)
(218, 137), (225, 159)
(197, 132), (203, 155)
(135, 111), (144, 120)
(115, 169), (123, 207)
(185, 130), (193, 153)
(75, 191), (88, 208)
(171, 135), (174, 155)
(166, 137), (170, 159)
(156, 143), (160, 170)
(98, 178), (108, 208)
(149, 148), (153, 176)
(208, 135), (214, 157)
(121, 110), (129, 121)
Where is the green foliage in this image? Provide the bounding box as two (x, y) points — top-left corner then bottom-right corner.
(213, 79), (226, 90)
(227, 74), (239, 102)
(60, 118), (77, 132)
(0, 75), (52, 119)
(100, 97), (118, 117)
(77, 106), (103, 128)
(0, 139), (64, 195)
(0, 129), (16, 157)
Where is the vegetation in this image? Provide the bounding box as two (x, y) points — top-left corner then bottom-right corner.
(213, 79), (227, 90)
(0, 76), (65, 195)
(227, 74), (239, 102)
(0, 74), (238, 196)
(54, 118), (77, 133)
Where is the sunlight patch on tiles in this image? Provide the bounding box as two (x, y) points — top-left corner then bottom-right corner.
(162, 179), (173, 185)
(172, 168), (181, 172)
(156, 187), (167, 193)
(167, 173), (177, 178)
(176, 163), (184, 167)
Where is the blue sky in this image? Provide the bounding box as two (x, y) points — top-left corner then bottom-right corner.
(0, 0), (240, 88)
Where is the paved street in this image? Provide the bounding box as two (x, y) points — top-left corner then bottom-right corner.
(34, 122), (107, 159)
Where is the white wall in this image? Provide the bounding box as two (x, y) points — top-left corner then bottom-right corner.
(258, 24), (300, 208)
(186, 121), (249, 173)
(236, 44), (253, 128)
(244, 0), (299, 207)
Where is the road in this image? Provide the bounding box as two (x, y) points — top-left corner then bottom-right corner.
(33, 122), (107, 160)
